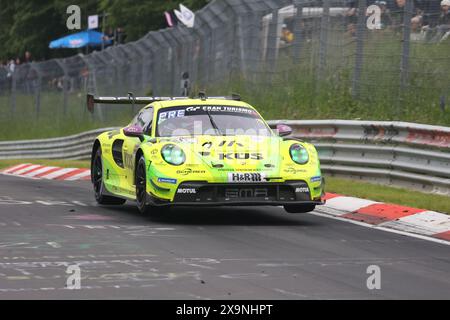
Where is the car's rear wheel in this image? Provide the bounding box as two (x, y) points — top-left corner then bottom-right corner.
(283, 204), (316, 213)
(92, 148), (126, 205)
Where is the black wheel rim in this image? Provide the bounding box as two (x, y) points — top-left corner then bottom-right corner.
(136, 162), (146, 205)
(93, 155), (102, 194)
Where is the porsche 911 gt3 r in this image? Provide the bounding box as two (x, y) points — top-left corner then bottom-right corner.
(88, 93), (324, 215)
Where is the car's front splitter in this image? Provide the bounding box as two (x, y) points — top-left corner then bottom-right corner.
(145, 180), (324, 207)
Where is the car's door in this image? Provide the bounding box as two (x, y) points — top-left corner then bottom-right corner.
(123, 107), (154, 191)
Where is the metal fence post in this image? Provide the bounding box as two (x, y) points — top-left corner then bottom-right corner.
(266, 9), (279, 82)
(30, 63), (42, 118)
(352, 0), (367, 98)
(292, 0), (304, 64)
(400, 0), (412, 91)
(55, 59), (69, 115)
(317, 0), (330, 81)
(10, 72), (16, 115)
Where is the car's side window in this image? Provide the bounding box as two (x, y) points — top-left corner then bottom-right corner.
(130, 108), (153, 135)
(139, 107), (153, 135)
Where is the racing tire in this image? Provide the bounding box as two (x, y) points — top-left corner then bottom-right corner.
(135, 156), (170, 217)
(92, 147), (126, 205)
(283, 204), (316, 213)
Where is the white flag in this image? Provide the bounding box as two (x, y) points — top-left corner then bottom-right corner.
(88, 15), (99, 29)
(174, 4), (195, 28)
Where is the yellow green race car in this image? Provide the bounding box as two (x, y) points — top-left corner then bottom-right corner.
(88, 93), (324, 215)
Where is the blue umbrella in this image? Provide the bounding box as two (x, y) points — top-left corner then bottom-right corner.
(49, 30), (112, 49)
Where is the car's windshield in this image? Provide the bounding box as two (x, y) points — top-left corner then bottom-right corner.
(156, 105), (272, 137)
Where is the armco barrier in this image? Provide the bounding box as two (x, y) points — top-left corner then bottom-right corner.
(1, 120), (449, 195)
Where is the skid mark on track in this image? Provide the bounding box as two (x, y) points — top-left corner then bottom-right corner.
(220, 273), (268, 279)
(274, 288), (308, 298)
(177, 258), (221, 270)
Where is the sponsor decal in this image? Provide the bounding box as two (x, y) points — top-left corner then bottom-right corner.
(218, 168), (270, 172)
(158, 137), (197, 144)
(158, 109), (185, 122)
(219, 152), (263, 160)
(176, 168), (206, 175)
(225, 188), (268, 198)
(185, 106), (253, 114)
(217, 140), (244, 147)
(177, 188), (197, 194)
(310, 176), (322, 183)
(228, 172), (265, 183)
(186, 106), (201, 112)
(157, 177), (177, 184)
(284, 166), (307, 174)
(295, 187), (310, 193)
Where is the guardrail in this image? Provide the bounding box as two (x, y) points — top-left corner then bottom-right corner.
(1, 120), (449, 195)
(270, 120), (450, 195)
(0, 128), (118, 160)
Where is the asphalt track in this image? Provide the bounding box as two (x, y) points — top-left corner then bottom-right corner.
(0, 174), (449, 300)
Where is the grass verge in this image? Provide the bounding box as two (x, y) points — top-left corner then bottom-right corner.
(0, 159), (448, 213)
(326, 177), (450, 214)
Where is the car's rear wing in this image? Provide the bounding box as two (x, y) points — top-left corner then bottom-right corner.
(87, 92), (241, 113)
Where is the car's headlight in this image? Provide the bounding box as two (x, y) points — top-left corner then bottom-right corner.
(289, 143), (309, 164)
(161, 144), (186, 165)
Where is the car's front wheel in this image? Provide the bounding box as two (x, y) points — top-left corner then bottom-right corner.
(92, 147), (126, 205)
(283, 204), (316, 213)
(135, 156), (150, 213)
(135, 156), (169, 217)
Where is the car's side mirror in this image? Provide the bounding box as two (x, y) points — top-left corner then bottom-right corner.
(123, 125), (144, 141)
(276, 124), (292, 137)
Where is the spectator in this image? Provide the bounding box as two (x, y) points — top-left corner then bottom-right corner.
(180, 71), (190, 96)
(6, 59), (15, 78)
(115, 27), (126, 44)
(422, 0), (450, 41)
(436, 0), (450, 39)
(416, 0), (442, 26)
(24, 51), (33, 64)
(280, 24), (294, 45)
(102, 27), (114, 46)
(389, 0), (423, 33)
(375, 1), (393, 29)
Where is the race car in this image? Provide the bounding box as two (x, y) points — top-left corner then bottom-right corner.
(88, 93), (324, 215)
